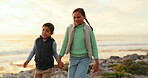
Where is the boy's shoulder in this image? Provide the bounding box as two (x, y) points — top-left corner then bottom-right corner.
(34, 36), (41, 44)
(50, 37), (55, 41)
(35, 36), (41, 40)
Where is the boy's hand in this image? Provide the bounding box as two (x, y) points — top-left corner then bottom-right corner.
(23, 61), (29, 68)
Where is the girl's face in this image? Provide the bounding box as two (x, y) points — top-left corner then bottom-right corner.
(73, 12), (85, 26)
(42, 26), (52, 40)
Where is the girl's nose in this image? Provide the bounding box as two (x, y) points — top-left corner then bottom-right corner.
(42, 31), (46, 34)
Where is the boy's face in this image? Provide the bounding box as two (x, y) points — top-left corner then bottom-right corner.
(42, 26), (52, 39)
(73, 12), (85, 26)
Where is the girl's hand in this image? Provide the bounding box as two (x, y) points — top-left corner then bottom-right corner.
(92, 59), (99, 73)
(23, 61), (29, 68)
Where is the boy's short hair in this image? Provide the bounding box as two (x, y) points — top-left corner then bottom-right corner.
(43, 23), (54, 33)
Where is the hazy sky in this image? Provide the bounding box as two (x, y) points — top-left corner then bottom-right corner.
(0, 0), (148, 35)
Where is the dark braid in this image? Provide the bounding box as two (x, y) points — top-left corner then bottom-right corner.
(73, 8), (93, 31)
(85, 18), (93, 31)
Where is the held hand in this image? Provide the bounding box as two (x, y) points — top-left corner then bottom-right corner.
(58, 60), (64, 69)
(57, 56), (64, 69)
(58, 61), (64, 69)
(23, 61), (29, 68)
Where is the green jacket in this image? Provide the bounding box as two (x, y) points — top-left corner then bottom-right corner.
(59, 24), (98, 59)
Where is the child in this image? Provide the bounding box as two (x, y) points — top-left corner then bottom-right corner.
(23, 23), (59, 78)
(58, 8), (99, 78)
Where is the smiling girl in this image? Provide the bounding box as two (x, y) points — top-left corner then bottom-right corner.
(58, 8), (99, 78)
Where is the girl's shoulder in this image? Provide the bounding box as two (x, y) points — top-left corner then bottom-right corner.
(68, 24), (74, 30)
(68, 24), (73, 28)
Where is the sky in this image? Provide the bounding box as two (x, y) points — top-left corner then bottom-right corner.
(0, 0), (148, 35)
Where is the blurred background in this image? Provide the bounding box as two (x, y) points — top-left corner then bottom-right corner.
(0, 0), (148, 75)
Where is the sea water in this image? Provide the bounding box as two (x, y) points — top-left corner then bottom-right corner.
(0, 35), (147, 74)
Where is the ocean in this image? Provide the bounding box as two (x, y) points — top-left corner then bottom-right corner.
(0, 35), (148, 74)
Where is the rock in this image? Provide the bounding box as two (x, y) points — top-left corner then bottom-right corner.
(123, 54), (139, 60)
(109, 56), (120, 60)
(18, 69), (34, 78)
(143, 58), (148, 62)
(51, 70), (67, 78)
(132, 75), (148, 78)
(139, 55), (146, 60)
(3, 73), (17, 78)
(128, 75), (135, 78)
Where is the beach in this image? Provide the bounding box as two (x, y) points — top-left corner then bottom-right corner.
(0, 35), (148, 76)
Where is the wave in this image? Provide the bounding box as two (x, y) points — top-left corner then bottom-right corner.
(98, 42), (148, 46)
(99, 49), (148, 52)
(0, 49), (30, 56)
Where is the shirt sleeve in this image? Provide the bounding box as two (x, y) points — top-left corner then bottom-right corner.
(26, 40), (36, 62)
(59, 27), (69, 56)
(90, 30), (99, 59)
(52, 41), (59, 61)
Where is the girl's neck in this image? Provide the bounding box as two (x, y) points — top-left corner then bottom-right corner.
(74, 22), (84, 26)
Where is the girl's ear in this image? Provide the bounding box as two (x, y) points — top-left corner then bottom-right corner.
(84, 16), (86, 20)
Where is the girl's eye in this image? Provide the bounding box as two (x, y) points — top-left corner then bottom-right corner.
(74, 16), (81, 19)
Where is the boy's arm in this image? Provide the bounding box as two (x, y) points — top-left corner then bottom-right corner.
(26, 40), (36, 62)
(23, 40), (36, 68)
(52, 41), (59, 62)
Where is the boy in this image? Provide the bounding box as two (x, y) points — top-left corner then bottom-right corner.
(23, 23), (59, 78)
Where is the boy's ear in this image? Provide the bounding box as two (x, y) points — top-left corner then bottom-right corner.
(51, 32), (54, 35)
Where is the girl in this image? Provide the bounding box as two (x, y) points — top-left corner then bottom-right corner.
(58, 8), (99, 78)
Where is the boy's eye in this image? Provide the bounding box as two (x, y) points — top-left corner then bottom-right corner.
(43, 29), (49, 32)
(46, 30), (49, 32)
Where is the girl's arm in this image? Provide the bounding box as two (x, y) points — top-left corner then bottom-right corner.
(58, 27), (69, 69)
(92, 59), (99, 73)
(59, 27), (69, 56)
(90, 30), (99, 72)
(90, 29), (99, 59)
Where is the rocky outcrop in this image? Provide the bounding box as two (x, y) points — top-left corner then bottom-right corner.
(2, 73), (17, 78)
(2, 53), (148, 78)
(123, 54), (139, 60)
(18, 69), (34, 78)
